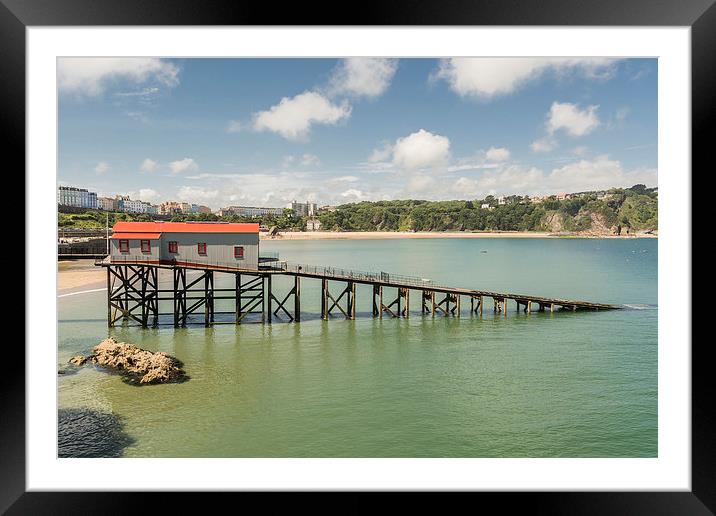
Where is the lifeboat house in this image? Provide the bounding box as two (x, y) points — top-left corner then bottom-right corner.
(109, 221), (260, 269)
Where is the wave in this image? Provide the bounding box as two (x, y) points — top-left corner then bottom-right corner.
(58, 287), (107, 298)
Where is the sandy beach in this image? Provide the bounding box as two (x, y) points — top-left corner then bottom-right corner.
(58, 259), (106, 293)
(261, 230), (657, 241)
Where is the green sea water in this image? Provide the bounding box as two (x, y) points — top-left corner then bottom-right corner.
(58, 238), (657, 457)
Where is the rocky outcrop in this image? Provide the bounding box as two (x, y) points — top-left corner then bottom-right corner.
(542, 211), (565, 233)
(69, 337), (187, 385)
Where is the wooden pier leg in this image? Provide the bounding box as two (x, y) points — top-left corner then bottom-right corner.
(267, 275), (273, 323)
(405, 289), (410, 318)
(204, 271), (210, 327)
(261, 276), (266, 323)
(479, 295), (483, 316)
(550, 303), (555, 313)
(294, 276), (301, 322)
(379, 285), (383, 319)
(372, 285), (379, 316)
(504, 299), (508, 317)
(470, 296), (474, 314)
(431, 291), (436, 317)
(456, 295), (461, 318)
(527, 301), (531, 314)
(235, 273), (241, 323)
(106, 267), (112, 327)
(321, 279), (328, 320)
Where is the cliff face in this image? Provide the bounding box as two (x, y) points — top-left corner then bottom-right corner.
(541, 209), (636, 236)
(542, 211), (565, 233)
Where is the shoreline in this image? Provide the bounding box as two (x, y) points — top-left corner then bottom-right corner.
(58, 231), (656, 292)
(261, 230), (657, 241)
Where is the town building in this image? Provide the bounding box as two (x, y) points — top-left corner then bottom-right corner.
(58, 186), (98, 209)
(97, 196), (118, 211)
(109, 221), (260, 269)
(556, 192), (569, 200)
(287, 200), (317, 217)
(306, 219), (322, 231)
(158, 201), (184, 215)
(219, 205), (285, 218)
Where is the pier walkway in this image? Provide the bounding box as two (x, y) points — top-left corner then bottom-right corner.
(96, 257), (619, 327)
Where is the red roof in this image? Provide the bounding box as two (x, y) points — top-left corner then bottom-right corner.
(111, 222), (259, 234)
(111, 232), (161, 239)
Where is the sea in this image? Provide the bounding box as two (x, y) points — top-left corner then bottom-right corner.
(58, 237), (657, 457)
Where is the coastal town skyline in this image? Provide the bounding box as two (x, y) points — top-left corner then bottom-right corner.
(59, 57), (657, 209)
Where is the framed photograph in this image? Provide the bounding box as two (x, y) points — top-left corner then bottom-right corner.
(5, 0), (708, 511)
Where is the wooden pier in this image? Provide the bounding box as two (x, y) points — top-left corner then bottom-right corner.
(97, 258), (620, 327)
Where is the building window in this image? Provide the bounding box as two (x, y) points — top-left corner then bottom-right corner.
(168, 241), (178, 253)
(140, 240), (151, 253)
(198, 243), (207, 255)
(234, 246), (244, 259)
(119, 239), (129, 253)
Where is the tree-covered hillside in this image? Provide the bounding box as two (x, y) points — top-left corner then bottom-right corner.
(317, 185), (657, 234)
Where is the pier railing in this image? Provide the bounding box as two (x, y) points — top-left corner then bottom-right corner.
(276, 261), (436, 289)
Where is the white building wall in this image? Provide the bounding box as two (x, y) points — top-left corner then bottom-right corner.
(159, 232), (260, 269)
(109, 238), (161, 262)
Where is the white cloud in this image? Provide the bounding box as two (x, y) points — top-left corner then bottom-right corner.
(169, 158), (199, 174)
(177, 186), (219, 203)
(252, 91), (352, 141)
(530, 137), (558, 153)
(392, 129), (451, 171)
(434, 58), (618, 99)
(368, 141), (393, 163)
(329, 58), (398, 98)
(138, 188), (161, 203)
(58, 58), (179, 96)
(94, 162), (110, 174)
(340, 188), (370, 201)
(485, 147), (510, 162)
(445, 157), (656, 199)
(332, 176), (359, 183)
(546, 156), (656, 193)
(226, 120), (242, 133)
(546, 102), (600, 137)
(300, 154), (321, 167)
(406, 174), (436, 193)
(140, 158), (158, 173)
(282, 154), (322, 168)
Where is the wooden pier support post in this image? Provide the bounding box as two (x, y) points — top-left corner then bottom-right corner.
(106, 267), (112, 327)
(373, 285), (380, 316)
(294, 276), (301, 322)
(321, 279), (328, 320)
(267, 274), (272, 324)
(456, 294), (461, 317)
(379, 285), (384, 319)
(239, 273), (241, 324)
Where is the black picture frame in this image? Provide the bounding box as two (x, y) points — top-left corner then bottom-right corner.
(3, 0), (707, 512)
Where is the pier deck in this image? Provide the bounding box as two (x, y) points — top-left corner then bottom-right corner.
(96, 257), (619, 327)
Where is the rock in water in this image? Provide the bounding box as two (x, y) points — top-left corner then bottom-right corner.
(69, 355), (87, 366)
(72, 337), (188, 385)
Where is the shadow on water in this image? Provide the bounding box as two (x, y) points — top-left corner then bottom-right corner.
(58, 408), (135, 458)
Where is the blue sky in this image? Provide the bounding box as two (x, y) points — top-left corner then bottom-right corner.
(58, 57), (657, 209)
